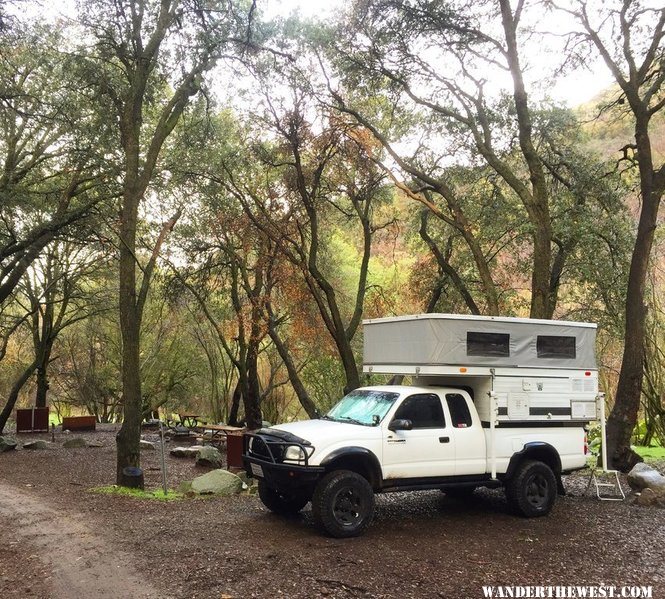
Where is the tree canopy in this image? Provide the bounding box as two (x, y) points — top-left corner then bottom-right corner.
(0, 0), (663, 475)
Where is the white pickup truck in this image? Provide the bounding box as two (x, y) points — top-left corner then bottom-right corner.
(243, 315), (598, 537)
(243, 384), (588, 537)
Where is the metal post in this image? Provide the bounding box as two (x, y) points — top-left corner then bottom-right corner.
(598, 392), (608, 472)
(489, 391), (498, 480)
(159, 420), (168, 495)
(489, 368), (498, 480)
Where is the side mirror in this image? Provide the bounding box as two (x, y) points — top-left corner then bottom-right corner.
(388, 418), (413, 432)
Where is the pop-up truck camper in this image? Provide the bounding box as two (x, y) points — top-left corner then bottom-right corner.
(244, 314), (609, 537)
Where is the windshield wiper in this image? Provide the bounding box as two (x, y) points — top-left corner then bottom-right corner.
(338, 416), (368, 426)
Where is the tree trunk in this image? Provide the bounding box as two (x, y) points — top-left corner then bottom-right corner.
(530, 220), (553, 319)
(228, 379), (242, 426)
(606, 114), (661, 472)
(115, 192), (142, 484)
(34, 340), (54, 409)
(0, 360), (38, 433)
(338, 339), (361, 394)
(243, 345), (263, 430)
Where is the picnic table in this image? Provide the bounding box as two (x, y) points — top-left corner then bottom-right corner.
(196, 423), (244, 445)
(177, 412), (200, 428)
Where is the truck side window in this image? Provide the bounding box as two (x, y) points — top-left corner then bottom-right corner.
(446, 393), (473, 428)
(394, 394), (445, 429)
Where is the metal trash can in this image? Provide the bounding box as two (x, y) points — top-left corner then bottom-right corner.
(226, 431), (244, 470)
(120, 466), (144, 489)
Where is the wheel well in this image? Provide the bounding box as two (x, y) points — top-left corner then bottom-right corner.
(321, 450), (382, 490)
(506, 443), (562, 480)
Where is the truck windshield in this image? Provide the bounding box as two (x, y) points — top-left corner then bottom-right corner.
(324, 390), (399, 426)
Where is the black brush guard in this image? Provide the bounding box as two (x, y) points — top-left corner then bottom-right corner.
(243, 431), (324, 493)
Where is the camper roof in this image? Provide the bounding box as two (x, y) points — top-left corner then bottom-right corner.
(362, 314), (597, 370)
(363, 314), (597, 329)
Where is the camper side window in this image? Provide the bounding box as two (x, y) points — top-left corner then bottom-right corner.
(537, 335), (576, 359)
(466, 331), (510, 357)
(446, 393), (473, 428)
(394, 394), (445, 429)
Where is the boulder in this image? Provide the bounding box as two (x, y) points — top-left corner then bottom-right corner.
(63, 437), (88, 448)
(140, 440), (156, 451)
(190, 469), (243, 496)
(177, 480), (193, 494)
(23, 440), (50, 450)
(170, 445), (205, 458)
(195, 446), (223, 468)
(0, 436), (17, 452)
(627, 462), (665, 492)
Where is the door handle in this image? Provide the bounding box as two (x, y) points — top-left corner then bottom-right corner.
(439, 436), (450, 443)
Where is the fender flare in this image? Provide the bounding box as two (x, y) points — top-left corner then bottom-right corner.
(320, 447), (383, 489)
(505, 441), (565, 494)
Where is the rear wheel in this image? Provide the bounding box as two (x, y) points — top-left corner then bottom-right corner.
(505, 459), (557, 517)
(258, 480), (309, 515)
(312, 470), (375, 538)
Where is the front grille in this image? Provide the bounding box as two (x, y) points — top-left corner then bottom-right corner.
(249, 436), (284, 462)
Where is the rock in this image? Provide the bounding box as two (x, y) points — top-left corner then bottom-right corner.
(87, 441), (104, 448)
(177, 480), (193, 494)
(170, 445), (205, 458)
(635, 487), (665, 508)
(0, 436), (17, 452)
(23, 440), (50, 450)
(190, 469), (243, 496)
(627, 462), (665, 492)
(63, 437), (88, 448)
(235, 471), (252, 485)
(195, 446), (223, 468)
(140, 440), (156, 451)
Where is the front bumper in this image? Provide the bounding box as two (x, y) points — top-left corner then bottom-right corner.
(242, 432), (325, 493)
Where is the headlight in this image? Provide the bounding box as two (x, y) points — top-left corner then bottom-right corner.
(284, 445), (306, 462)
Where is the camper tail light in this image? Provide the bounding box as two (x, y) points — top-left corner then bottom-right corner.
(584, 433), (589, 455)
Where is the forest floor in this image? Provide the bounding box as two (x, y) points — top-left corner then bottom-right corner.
(0, 425), (664, 599)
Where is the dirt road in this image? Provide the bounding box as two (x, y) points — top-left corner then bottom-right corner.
(0, 482), (168, 598)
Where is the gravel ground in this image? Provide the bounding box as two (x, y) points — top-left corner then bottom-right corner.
(0, 425), (664, 599)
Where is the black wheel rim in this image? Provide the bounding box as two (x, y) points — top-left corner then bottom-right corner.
(332, 486), (366, 527)
(525, 473), (549, 509)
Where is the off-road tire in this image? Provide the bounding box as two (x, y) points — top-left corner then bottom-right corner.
(258, 480), (310, 515)
(505, 459), (557, 517)
(312, 470), (375, 538)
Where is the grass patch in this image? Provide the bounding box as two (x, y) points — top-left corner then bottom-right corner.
(633, 445), (665, 460)
(90, 485), (184, 501)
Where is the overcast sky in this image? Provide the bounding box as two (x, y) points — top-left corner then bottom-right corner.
(262, 0), (613, 107)
(38, 0), (613, 107)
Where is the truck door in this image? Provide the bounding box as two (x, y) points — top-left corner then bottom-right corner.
(445, 392), (486, 475)
(382, 393), (456, 479)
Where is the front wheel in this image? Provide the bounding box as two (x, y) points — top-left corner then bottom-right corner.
(312, 470), (375, 538)
(258, 480), (310, 515)
(505, 459), (557, 517)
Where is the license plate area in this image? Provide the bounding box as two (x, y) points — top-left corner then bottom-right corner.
(250, 463), (264, 478)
